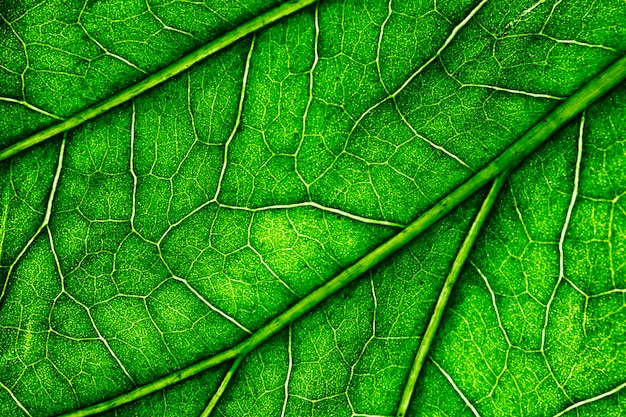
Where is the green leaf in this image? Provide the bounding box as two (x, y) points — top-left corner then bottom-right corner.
(1, 1), (625, 417)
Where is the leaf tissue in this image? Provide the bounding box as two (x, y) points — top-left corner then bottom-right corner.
(0, 0), (625, 416)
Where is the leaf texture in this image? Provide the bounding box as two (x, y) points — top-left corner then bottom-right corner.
(0, 0), (625, 416)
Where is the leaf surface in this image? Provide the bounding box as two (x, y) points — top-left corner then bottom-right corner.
(0, 0), (625, 416)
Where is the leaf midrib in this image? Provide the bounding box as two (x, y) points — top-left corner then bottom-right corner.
(57, 54), (626, 417)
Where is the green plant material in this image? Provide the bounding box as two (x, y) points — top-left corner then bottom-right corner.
(396, 170), (510, 417)
(0, 0), (318, 162)
(35, 54), (626, 417)
(200, 355), (245, 417)
(1, 1), (625, 417)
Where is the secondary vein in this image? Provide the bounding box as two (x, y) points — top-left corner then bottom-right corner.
(0, 0), (319, 163)
(396, 171), (509, 417)
(199, 356), (245, 417)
